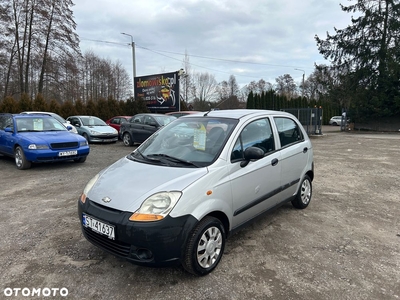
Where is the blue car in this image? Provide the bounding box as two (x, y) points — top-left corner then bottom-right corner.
(0, 113), (90, 170)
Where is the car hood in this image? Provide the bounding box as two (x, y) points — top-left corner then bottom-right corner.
(87, 157), (208, 212)
(20, 131), (85, 144)
(83, 125), (116, 133)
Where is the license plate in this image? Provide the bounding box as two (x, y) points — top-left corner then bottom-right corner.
(82, 213), (115, 240)
(59, 150), (77, 157)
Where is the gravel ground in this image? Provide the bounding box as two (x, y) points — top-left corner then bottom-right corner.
(0, 126), (399, 300)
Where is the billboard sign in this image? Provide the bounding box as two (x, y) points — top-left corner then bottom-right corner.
(134, 71), (179, 112)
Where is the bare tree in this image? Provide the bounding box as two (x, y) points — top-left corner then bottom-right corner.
(190, 72), (218, 107)
(275, 74), (297, 99)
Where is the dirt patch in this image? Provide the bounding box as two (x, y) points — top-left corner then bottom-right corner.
(1, 129), (399, 299)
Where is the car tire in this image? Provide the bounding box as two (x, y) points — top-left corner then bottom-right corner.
(82, 133), (90, 142)
(74, 157), (86, 163)
(123, 133), (133, 146)
(14, 146), (31, 170)
(182, 216), (225, 276)
(291, 174), (312, 209)
(332, 122), (338, 126)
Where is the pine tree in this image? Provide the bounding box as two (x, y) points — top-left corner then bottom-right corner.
(315, 0), (400, 118)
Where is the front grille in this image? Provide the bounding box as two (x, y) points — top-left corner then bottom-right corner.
(83, 227), (131, 257)
(51, 142), (78, 149)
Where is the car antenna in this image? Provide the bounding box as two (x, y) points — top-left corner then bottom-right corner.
(203, 97), (230, 117)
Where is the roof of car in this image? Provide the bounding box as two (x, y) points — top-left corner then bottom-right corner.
(184, 109), (292, 120)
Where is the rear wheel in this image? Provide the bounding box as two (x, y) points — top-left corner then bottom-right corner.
(123, 132), (133, 146)
(14, 146), (31, 170)
(291, 175), (312, 209)
(182, 216), (225, 276)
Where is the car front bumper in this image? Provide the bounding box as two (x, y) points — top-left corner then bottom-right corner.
(24, 147), (90, 163)
(89, 135), (118, 143)
(78, 198), (198, 267)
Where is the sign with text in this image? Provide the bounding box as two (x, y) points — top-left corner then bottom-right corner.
(134, 71), (179, 112)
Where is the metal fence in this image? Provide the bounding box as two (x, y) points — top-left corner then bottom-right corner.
(281, 107), (323, 135)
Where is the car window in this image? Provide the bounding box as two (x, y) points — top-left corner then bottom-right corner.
(273, 117), (303, 147)
(144, 116), (156, 125)
(138, 117), (238, 167)
(68, 117), (80, 127)
(154, 115), (176, 126)
(0, 115), (13, 130)
(81, 116), (106, 126)
(111, 118), (120, 125)
(131, 115), (143, 124)
(231, 118), (275, 162)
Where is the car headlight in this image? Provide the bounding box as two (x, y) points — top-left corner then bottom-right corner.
(80, 174), (99, 204)
(28, 144), (49, 150)
(129, 191), (182, 222)
(113, 129), (118, 134)
(89, 130), (100, 135)
(80, 140), (88, 147)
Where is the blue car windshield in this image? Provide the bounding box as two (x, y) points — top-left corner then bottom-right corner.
(16, 117), (67, 132)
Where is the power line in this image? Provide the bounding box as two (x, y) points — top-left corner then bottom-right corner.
(80, 37), (311, 80)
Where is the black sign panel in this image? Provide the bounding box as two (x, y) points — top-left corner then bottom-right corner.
(134, 71), (179, 112)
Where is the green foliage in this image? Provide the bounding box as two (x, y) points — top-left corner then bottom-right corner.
(18, 93), (32, 112)
(315, 0), (400, 120)
(0, 96), (19, 113)
(32, 94), (48, 111)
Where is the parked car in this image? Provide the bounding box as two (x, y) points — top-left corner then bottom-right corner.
(66, 116), (118, 143)
(0, 113), (89, 170)
(329, 115), (349, 126)
(165, 111), (201, 118)
(78, 109), (314, 275)
(120, 113), (177, 146)
(21, 111), (78, 134)
(105, 116), (132, 137)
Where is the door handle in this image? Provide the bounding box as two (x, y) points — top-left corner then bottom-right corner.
(303, 147), (308, 153)
(271, 158), (279, 166)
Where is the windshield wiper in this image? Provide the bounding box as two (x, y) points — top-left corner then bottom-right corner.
(147, 154), (200, 167)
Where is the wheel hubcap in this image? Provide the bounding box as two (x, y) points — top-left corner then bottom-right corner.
(123, 134), (130, 145)
(300, 179), (311, 205)
(196, 226), (222, 268)
(15, 149), (22, 167)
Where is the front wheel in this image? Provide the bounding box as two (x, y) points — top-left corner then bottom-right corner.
(292, 175), (312, 209)
(122, 132), (133, 146)
(14, 146), (31, 170)
(182, 216), (225, 276)
(74, 156), (87, 163)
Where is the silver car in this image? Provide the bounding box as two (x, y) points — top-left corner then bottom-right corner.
(67, 115), (118, 143)
(78, 109), (314, 275)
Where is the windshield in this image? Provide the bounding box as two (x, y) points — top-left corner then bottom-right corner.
(16, 117), (67, 132)
(81, 116), (106, 126)
(129, 117), (238, 167)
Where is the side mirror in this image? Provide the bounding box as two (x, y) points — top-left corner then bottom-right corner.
(66, 125), (73, 131)
(240, 147), (264, 167)
(4, 127), (13, 133)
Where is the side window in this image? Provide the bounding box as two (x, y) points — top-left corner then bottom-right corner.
(0, 115), (5, 130)
(111, 118), (120, 125)
(273, 117), (303, 148)
(230, 118), (275, 162)
(131, 116), (143, 124)
(2, 116), (14, 130)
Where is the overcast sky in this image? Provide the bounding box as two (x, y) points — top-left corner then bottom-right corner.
(74, 0), (353, 88)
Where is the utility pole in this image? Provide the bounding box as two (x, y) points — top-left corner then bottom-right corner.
(295, 68), (305, 98)
(121, 33), (136, 98)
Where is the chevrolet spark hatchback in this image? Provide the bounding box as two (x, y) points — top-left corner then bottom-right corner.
(78, 109), (314, 275)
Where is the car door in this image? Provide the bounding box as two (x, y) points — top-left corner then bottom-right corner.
(228, 117), (282, 229)
(273, 116), (309, 202)
(124, 115), (145, 142)
(0, 115), (15, 155)
(68, 117), (83, 135)
(141, 115), (160, 141)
